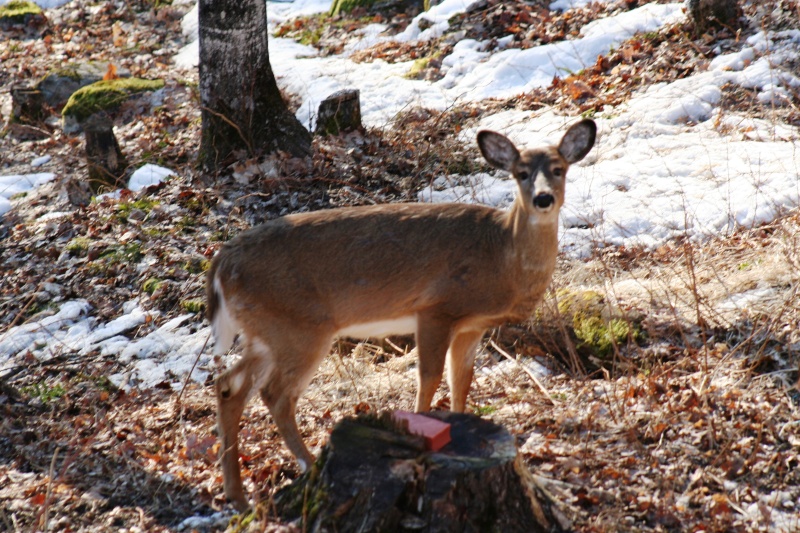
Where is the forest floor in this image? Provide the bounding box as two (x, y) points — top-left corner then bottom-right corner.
(1, 0), (799, 532)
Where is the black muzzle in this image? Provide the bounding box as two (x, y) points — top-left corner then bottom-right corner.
(533, 193), (555, 209)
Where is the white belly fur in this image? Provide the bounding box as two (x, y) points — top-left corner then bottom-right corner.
(337, 315), (418, 339)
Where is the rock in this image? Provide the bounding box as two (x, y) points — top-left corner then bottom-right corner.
(316, 89), (362, 136)
(36, 62), (132, 110)
(0, 0), (46, 30)
(62, 78), (164, 134)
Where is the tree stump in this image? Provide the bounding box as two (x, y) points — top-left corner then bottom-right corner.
(275, 411), (553, 532)
(84, 112), (127, 192)
(686, 0), (741, 34)
(316, 89), (362, 136)
(10, 85), (46, 124)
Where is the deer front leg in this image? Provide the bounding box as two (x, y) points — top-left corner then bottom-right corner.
(447, 329), (484, 413)
(216, 360), (255, 512)
(259, 382), (314, 471)
(414, 316), (453, 412)
(258, 332), (332, 472)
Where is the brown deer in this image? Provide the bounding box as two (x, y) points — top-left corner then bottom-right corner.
(206, 119), (596, 510)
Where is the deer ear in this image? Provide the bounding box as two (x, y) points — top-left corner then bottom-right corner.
(478, 130), (520, 171)
(558, 119), (596, 164)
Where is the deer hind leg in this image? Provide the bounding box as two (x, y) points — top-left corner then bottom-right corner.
(258, 332), (333, 472)
(447, 329), (485, 413)
(414, 315), (453, 412)
(215, 338), (274, 512)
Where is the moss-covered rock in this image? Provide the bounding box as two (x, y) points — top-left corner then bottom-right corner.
(61, 78), (164, 133)
(37, 62), (132, 108)
(0, 0), (43, 27)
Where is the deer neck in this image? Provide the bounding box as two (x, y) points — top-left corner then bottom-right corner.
(506, 197), (560, 276)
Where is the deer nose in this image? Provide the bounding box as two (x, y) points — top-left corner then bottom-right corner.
(533, 193), (555, 210)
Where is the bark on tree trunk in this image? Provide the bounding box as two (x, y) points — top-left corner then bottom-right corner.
(198, 0), (311, 172)
(275, 412), (555, 532)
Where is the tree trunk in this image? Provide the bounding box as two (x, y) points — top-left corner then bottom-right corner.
(198, 0), (311, 172)
(275, 412), (555, 532)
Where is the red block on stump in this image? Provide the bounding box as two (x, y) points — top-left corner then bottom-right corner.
(392, 411), (451, 451)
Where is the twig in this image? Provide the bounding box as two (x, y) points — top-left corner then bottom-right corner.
(383, 337), (408, 355)
(489, 339), (556, 406)
(199, 105), (254, 155)
(0, 284), (41, 339)
(42, 447), (60, 532)
(175, 332), (212, 408)
(0, 352), (97, 385)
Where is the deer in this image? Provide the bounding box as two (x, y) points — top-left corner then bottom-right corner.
(206, 119), (596, 510)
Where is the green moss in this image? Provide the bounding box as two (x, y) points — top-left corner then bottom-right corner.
(176, 216), (196, 232)
(474, 404), (497, 416)
(226, 508), (258, 533)
(211, 230), (228, 242)
(573, 316), (635, 358)
(98, 242), (143, 264)
(406, 57), (432, 79)
(180, 299), (205, 313)
(142, 278), (163, 294)
(143, 227), (167, 238)
(117, 198), (158, 221)
(22, 382), (65, 404)
(274, 13), (326, 45)
(0, 0), (42, 19)
(405, 49), (444, 80)
(62, 78), (164, 123)
(66, 236), (91, 256)
(556, 288), (604, 316)
(557, 289), (641, 358)
(183, 257), (210, 274)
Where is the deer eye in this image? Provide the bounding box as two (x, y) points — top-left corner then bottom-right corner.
(552, 167), (564, 178)
(517, 171), (530, 181)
